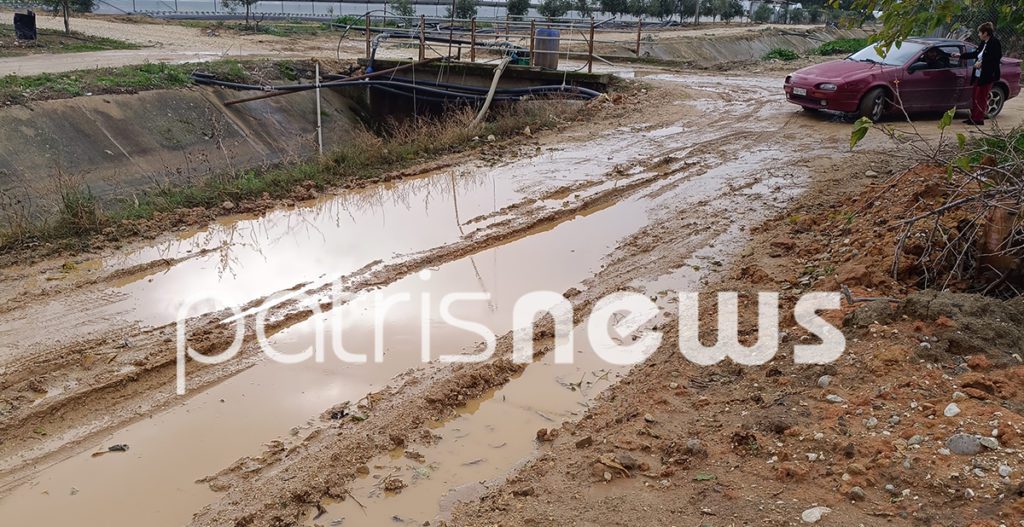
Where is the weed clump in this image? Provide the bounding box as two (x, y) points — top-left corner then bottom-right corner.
(762, 48), (799, 61)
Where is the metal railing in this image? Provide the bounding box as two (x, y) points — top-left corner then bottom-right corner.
(345, 14), (663, 73)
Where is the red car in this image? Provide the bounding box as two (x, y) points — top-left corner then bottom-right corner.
(784, 37), (1022, 121)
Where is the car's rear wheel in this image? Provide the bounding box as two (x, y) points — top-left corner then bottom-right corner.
(986, 85), (1007, 119)
(858, 88), (887, 121)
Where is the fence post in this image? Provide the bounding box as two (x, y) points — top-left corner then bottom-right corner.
(470, 17), (476, 62)
(588, 17), (595, 73)
(529, 19), (536, 67)
(635, 18), (642, 57)
(315, 61), (323, 156)
(419, 15), (426, 60)
(448, 0), (455, 58)
(505, 14), (509, 37)
(365, 13), (371, 59)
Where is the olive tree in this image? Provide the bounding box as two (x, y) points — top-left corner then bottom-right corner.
(507, 0), (531, 18)
(44, 0), (96, 34)
(752, 3), (772, 23)
(391, 0), (416, 18)
(447, 0), (478, 20)
(575, 0), (596, 18)
(222, 0), (260, 27)
(537, 0), (570, 19)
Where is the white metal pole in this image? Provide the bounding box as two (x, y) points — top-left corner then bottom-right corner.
(315, 62), (323, 156)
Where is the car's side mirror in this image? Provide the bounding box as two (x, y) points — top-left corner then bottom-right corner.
(908, 62), (928, 73)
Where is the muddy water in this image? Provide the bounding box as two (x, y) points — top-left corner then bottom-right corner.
(104, 128), (678, 326)
(0, 72), (820, 526)
(298, 153), (809, 527)
(0, 155), (668, 527)
(303, 326), (636, 527)
(0, 124), (685, 361)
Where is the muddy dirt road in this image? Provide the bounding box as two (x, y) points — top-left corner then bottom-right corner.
(0, 13), (366, 75)
(0, 68), (1021, 527)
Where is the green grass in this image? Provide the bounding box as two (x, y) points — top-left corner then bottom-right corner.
(814, 38), (868, 55)
(0, 59), (305, 105)
(179, 19), (339, 36)
(0, 25), (136, 57)
(762, 48), (799, 61)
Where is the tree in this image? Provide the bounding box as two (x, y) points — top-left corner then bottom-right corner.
(575, 0), (595, 18)
(625, 0), (646, 18)
(600, 0), (628, 16)
(752, 3), (772, 23)
(790, 7), (806, 23)
(717, 0), (742, 22)
(222, 0), (259, 27)
(507, 0), (531, 18)
(447, 0), (478, 20)
(842, 0), (1023, 52)
(807, 6), (823, 23)
(45, 0), (95, 35)
(644, 0), (675, 20)
(391, 0), (415, 18)
(537, 0), (570, 19)
(676, 0), (698, 22)
(700, 0), (719, 22)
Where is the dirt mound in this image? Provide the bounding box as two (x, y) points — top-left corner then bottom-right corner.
(450, 160), (1024, 527)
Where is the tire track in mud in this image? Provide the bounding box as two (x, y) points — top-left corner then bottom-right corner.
(184, 86), (852, 526)
(0, 75), (848, 525)
(0, 141), (696, 490)
(186, 153), (810, 527)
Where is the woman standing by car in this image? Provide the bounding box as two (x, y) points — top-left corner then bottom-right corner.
(956, 22), (1003, 126)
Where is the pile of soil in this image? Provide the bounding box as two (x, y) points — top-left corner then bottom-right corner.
(450, 163), (1024, 526)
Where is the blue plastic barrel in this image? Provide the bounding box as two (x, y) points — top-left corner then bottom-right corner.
(533, 28), (561, 70)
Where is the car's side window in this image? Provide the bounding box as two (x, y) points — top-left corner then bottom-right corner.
(939, 46), (962, 67)
(916, 46), (955, 70)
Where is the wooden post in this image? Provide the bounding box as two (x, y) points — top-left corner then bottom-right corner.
(505, 14), (509, 38)
(635, 18), (642, 57)
(419, 15), (426, 60)
(470, 17), (476, 62)
(365, 13), (371, 59)
(587, 17), (595, 73)
(529, 19), (536, 67)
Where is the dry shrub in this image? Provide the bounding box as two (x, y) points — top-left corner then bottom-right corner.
(857, 122), (1024, 296)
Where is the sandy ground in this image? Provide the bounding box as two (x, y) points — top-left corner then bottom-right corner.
(0, 36), (1022, 526)
(0, 12), (361, 75)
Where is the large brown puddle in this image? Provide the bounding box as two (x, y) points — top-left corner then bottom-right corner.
(0, 127), (690, 526)
(0, 125), (685, 362)
(0, 73), (816, 526)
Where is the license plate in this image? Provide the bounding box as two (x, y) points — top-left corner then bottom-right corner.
(792, 87), (807, 96)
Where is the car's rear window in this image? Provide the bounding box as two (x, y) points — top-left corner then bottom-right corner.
(848, 42), (927, 66)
